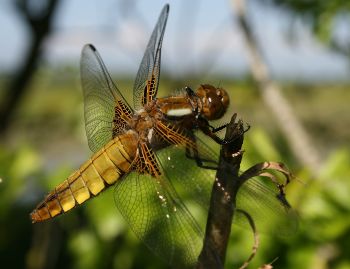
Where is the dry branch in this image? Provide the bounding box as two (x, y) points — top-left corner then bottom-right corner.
(231, 0), (322, 177)
(196, 114), (245, 268)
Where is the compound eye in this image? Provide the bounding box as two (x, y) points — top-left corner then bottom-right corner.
(216, 88), (229, 109)
(195, 84), (230, 120)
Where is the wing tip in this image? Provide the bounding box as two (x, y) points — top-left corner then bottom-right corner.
(82, 43), (97, 52)
(164, 3), (170, 12)
(88, 44), (97, 51)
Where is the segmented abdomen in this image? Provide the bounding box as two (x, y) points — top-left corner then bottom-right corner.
(30, 132), (138, 223)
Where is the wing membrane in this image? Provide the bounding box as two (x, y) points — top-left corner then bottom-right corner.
(156, 136), (298, 236)
(133, 4), (169, 110)
(236, 176), (298, 236)
(80, 44), (133, 152)
(114, 136), (222, 267)
(114, 171), (207, 267)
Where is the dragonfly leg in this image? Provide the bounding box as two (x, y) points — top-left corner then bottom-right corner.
(197, 116), (250, 145)
(276, 184), (291, 208)
(196, 117), (226, 145)
(184, 133), (218, 170)
(185, 147), (218, 170)
(210, 123), (228, 133)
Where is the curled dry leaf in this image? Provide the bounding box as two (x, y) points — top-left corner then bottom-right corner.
(240, 161), (293, 185)
(237, 209), (259, 269)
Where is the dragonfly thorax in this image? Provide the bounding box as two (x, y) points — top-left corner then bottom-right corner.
(131, 109), (156, 133)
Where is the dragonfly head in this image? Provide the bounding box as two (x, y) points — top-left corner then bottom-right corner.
(196, 84), (229, 120)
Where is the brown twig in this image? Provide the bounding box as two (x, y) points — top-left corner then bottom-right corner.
(196, 113), (245, 268)
(195, 114), (295, 268)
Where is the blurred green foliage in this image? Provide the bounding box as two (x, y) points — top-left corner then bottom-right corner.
(0, 73), (349, 269)
(264, 0), (350, 55)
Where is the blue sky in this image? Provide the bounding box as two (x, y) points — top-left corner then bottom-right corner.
(0, 0), (349, 81)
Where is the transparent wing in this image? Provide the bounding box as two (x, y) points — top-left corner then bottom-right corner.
(114, 168), (220, 267)
(235, 176), (298, 236)
(80, 44), (133, 153)
(157, 135), (298, 236)
(133, 4), (169, 110)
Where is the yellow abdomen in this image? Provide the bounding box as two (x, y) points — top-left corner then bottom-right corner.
(31, 132), (138, 223)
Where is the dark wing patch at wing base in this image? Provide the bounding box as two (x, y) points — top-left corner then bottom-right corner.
(133, 4), (169, 110)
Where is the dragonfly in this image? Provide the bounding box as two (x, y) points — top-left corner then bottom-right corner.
(30, 4), (296, 268)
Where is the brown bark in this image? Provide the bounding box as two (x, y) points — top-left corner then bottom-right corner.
(196, 114), (245, 268)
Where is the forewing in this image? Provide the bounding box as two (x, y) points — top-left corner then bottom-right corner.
(157, 136), (218, 210)
(133, 4), (169, 110)
(156, 135), (298, 236)
(80, 44), (133, 153)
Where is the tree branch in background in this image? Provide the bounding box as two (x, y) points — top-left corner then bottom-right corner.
(0, 0), (59, 134)
(197, 114), (245, 268)
(231, 0), (322, 177)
